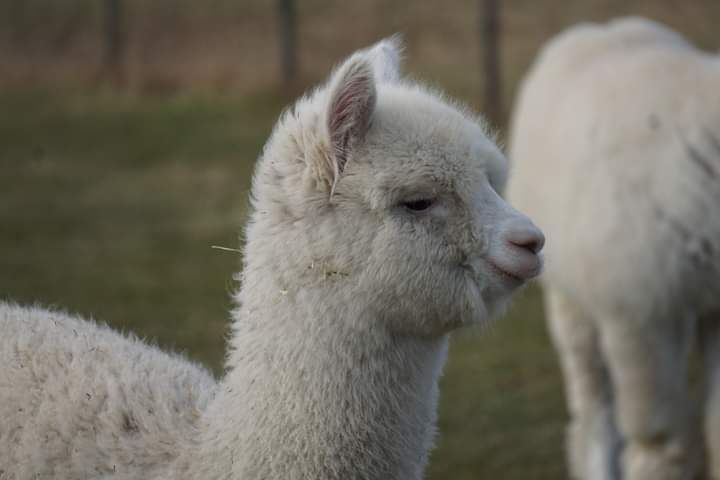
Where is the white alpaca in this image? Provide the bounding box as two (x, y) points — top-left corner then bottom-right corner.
(508, 17), (720, 480)
(0, 38), (544, 479)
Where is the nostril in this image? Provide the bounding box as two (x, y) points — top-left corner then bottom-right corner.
(507, 228), (545, 255)
(512, 238), (541, 254)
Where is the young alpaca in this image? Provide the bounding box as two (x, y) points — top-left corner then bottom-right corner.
(508, 17), (720, 480)
(0, 38), (544, 479)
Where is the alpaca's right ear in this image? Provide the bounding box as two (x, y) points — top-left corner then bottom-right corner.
(325, 56), (377, 194)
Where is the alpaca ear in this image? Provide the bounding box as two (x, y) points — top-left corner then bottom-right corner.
(326, 56), (377, 192)
(367, 35), (403, 83)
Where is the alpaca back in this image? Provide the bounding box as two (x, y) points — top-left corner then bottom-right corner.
(509, 17), (720, 316)
(0, 303), (216, 480)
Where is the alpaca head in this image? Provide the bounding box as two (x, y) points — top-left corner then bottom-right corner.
(246, 37), (544, 337)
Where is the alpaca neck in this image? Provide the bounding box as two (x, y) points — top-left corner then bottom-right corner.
(180, 281), (449, 480)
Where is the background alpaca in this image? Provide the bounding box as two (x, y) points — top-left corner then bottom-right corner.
(0, 38), (544, 479)
(508, 17), (720, 480)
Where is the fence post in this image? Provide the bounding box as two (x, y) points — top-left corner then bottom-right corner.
(480, 0), (502, 126)
(103, 0), (125, 85)
(277, 0), (298, 89)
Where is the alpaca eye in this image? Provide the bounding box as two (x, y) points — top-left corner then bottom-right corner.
(402, 198), (435, 212)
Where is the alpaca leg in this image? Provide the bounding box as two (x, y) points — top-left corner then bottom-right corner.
(600, 310), (700, 480)
(701, 312), (720, 480)
(544, 287), (621, 480)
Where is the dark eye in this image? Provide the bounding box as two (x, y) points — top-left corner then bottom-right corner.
(402, 198), (435, 212)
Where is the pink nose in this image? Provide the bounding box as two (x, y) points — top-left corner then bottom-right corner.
(496, 221), (545, 280)
(507, 224), (545, 255)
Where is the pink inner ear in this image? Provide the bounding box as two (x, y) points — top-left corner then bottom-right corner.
(328, 63), (376, 178)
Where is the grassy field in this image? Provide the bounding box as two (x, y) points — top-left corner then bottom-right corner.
(0, 90), (565, 479)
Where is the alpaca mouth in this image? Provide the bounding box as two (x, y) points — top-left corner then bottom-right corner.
(487, 261), (525, 287)
(463, 258), (526, 289)
(487, 247), (544, 283)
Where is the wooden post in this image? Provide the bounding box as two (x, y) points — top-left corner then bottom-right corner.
(480, 0), (502, 126)
(103, 0), (125, 85)
(8, 0), (26, 45)
(277, 0), (298, 89)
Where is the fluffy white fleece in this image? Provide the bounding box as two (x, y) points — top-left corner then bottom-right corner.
(509, 16), (720, 480)
(1, 37), (544, 480)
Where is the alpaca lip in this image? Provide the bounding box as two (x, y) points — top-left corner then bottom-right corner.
(463, 258), (528, 287)
(487, 260), (525, 286)
(491, 246), (544, 282)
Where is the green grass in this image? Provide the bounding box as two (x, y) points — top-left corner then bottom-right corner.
(0, 89), (286, 368)
(0, 90), (566, 479)
(430, 287), (566, 480)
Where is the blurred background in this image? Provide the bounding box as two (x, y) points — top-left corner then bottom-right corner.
(1, 1), (718, 478)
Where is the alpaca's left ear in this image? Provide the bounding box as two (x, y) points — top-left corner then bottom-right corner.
(366, 35), (403, 83)
(326, 56), (377, 193)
